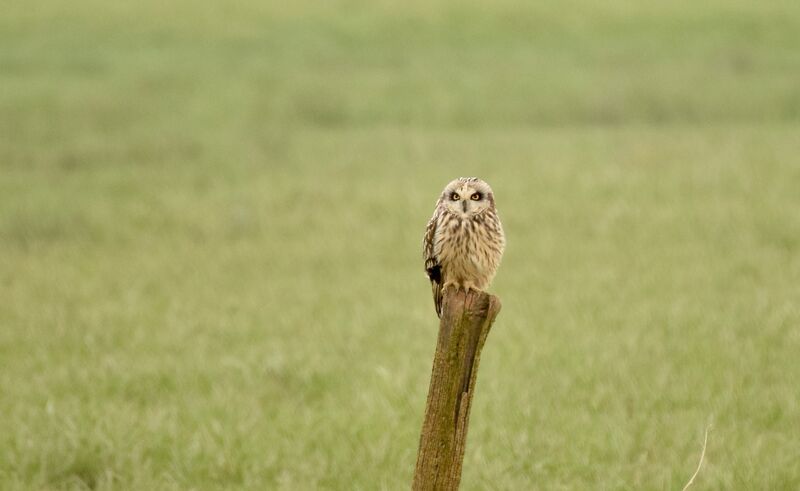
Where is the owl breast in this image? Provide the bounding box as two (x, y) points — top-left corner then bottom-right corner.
(434, 213), (504, 290)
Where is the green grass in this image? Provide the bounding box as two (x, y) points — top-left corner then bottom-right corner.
(2, 1), (800, 489)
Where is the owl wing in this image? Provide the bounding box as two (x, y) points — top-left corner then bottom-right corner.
(423, 211), (443, 317)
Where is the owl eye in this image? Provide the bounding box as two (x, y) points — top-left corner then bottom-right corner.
(450, 192), (460, 201)
(470, 192), (482, 201)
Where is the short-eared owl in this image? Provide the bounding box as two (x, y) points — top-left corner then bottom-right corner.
(423, 177), (505, 316)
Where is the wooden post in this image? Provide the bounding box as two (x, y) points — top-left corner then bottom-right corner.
(413, 287), (502, 490)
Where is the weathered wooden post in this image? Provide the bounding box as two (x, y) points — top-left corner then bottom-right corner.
(413, 287), (502, 490)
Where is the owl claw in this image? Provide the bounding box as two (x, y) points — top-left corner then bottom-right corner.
(441, 281), (486, 295)
(462, 282), (478, 293)
(442, 281), (457, 291)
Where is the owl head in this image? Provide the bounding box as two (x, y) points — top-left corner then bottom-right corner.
(439, 177), (495, 218)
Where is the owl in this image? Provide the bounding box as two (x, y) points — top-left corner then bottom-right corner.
(423, 177), (505, 317)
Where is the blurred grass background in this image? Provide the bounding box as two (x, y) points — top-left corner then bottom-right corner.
(1, 0), (800, 489)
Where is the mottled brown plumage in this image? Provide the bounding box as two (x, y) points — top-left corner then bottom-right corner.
(423, 177), (505, 316)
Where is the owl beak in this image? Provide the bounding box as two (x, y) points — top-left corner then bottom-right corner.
(461, 201), (467, 213)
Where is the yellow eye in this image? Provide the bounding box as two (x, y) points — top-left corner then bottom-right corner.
(470, 192), (482, 201)
(450, 193), (460, 201)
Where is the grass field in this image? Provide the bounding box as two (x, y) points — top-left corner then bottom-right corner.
(2, 1), (800, 489)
